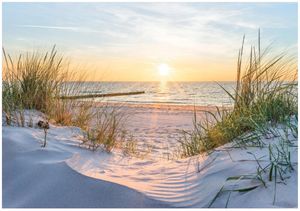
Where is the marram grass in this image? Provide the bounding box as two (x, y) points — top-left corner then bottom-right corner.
(2, 46), (128, 153)
(179, 33), (297, 157)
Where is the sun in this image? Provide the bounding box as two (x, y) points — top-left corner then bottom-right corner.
(158, 63), (170, 76)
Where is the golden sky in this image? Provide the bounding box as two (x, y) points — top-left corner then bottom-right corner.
(3, 3), (297, 81)
(72, 56), (236, 82)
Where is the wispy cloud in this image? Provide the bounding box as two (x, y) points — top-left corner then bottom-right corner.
(16, 24), (80, 31)
(3, 2), (297, 80)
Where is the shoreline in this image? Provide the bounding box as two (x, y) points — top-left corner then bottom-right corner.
(91, 101), (233, 112)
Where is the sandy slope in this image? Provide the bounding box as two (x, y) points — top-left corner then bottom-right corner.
(2, 127), (171, 208)
(2, 108), (298, 208)
(68, 136), (298, 208)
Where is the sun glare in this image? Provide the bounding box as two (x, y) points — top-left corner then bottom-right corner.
(158, 63), (170, 76)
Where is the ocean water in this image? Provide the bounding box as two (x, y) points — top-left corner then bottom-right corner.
(75, 81), (236, 106)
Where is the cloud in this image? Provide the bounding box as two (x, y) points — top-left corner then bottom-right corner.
(16, 24), (80, 31)
(7, 3), (297, 63)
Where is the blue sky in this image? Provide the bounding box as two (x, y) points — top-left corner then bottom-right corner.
(2, 2), (298, 81)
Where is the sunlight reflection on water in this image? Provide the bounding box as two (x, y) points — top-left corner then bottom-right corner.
(71, 81), (236, 106)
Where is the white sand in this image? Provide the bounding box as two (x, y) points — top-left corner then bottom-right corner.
(2, 107), (298, 208)
(102, 103), (218, 159)
(2, 127), (171, 208)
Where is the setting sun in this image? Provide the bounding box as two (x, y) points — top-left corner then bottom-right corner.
(2, 2), (298, 209)
(158, 63), (171, 76)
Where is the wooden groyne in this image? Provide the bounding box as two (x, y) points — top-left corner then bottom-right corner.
(60, 91), (145, 100)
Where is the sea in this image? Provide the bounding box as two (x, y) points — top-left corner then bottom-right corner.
(74, 81), (236, 107)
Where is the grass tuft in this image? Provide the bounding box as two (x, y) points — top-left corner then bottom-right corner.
(179, 32), (297, 157)
(2, 47), (130, 153)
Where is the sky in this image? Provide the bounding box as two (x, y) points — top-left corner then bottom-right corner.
(2, 2), (298, 81)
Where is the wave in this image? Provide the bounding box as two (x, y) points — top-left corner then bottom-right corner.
(75, 82), (235, 106)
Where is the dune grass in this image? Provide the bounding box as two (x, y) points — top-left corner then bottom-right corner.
(81, 105), (126, 152)
(2, 46), (68, 113)
(178, 32), (297, 207)
(208, 117), (297, 207)
(2, 46), (72, 127)
(2, 46), (131, 153)
(179, 33), (297, 158)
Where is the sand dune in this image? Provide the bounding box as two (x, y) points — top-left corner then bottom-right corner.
(2, 127), (171, 208)
(2, 109), (298, 208)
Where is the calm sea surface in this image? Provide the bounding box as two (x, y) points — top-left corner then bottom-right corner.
(75, 81), (236, 107)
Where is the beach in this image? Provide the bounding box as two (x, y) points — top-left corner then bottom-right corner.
(98, 103), (222, 159)
(3, 2), (297, 208)
(2, 105), (298, 208)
